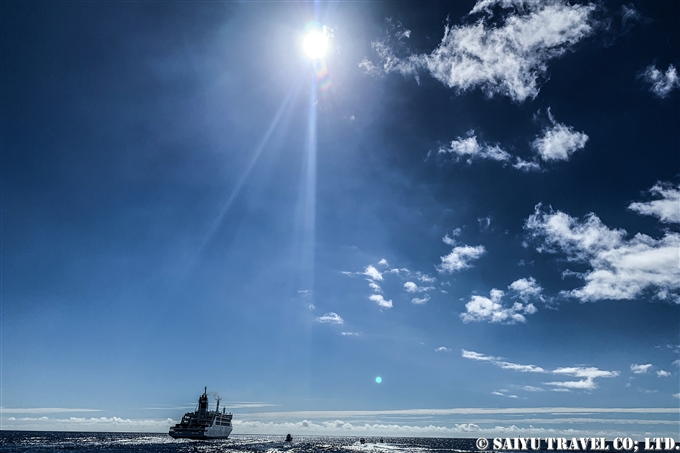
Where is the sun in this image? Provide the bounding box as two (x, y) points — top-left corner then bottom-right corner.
(302, 29), (328, 60)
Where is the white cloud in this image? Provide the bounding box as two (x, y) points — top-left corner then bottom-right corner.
(404, 281), (434, 293)
(412, 295), (431, 305)
(0, 415), (175, 433)
(461, 349), (545, 373)
(435, 346), (451, 352)
(385, 267), (411, 276)
(630, 364), (652, 374)
(438, 131), (511, 163)
(341, 332), (360, 336)
(369, 294), (393, 309)
(525, 204), (680, 302)
(513, 158), (542, 172)
(532, 110), (588, 162)
(673, 393), (680, 399)
(628, 183), (680, 224)
(641, 64), (680, 98)
(361, 1), (597, 101)
(417, 272), (436, 283)
(462, 349), (498, 362)
(460, 289), (537, 324)
(438, 235), (485, 274)
(377, 258), (389, 266)
(462, 350), (618, 390)
(508, 277), (544, 302)
(0, 408), (102, 414)
(553, 367), (619, 380)
(364, 265), (383, 281)
(368, 281), (382, 293)
(523, 386), (545, 392)
(315, 312), (344, 325)
(673, 360), (680, 367)
(544, 367), (618, 391)
(656, 370), (670, 377)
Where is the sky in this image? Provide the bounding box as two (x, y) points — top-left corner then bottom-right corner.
(1, 0), (679, 439)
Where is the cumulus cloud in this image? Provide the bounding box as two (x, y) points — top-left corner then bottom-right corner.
(438, 235), (485, 273)
(509, 277), (544, 302)
(316, 312), (344, 325)
(361, 0), (597, 102)
(641, 64), (680, 98)
(377, 258), (389, 266)
(412, 295), (431, 305)
(628, 182), (680, 224)
(438, 131), (512, 163)
(435, 346), (451, 352)
(461, 289), (537, 324)
(369, 294), (393, 309)
(364, 265), (384, 281)
(532, 110), (588, 162)
(525, 204), (680, 302)
(656, 370), (670, 377)
(630, 364), (652, 374)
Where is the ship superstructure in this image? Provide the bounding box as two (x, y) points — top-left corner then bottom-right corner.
(169, 387), (233, 439)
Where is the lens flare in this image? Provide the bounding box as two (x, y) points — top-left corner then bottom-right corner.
(303, 30), (328, 59)
(375, 377), (382, 384)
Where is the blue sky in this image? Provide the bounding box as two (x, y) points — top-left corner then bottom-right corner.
(1, 0), (679, 438)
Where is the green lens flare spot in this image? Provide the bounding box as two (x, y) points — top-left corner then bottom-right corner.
(375, 377), (382, 384)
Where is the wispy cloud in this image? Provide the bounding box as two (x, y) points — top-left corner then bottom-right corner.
(461, 349), (545, 373)
(656, 370), (671, 377)
(630, 364), (652, 374)
(525, 202), (680, 302)
(438, 131), (511, 163)
(361, 0), (597, 102)
(438, 234), (485, 274)
(0, 407), (102, 414)
(462, 350), (618, 390)
(628, 182), (680, 224)
(341, 332), (360, 336)
(411, 295), (430, 305)
(435, 346), (451, 352)
(545, 367), (619, 390)
(641, 64), (680, 98)
(315, 312), (344, 325)
(404, 282), (434, 293)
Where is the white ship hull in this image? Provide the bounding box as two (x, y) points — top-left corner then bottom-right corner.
(169, 424), (232, 440)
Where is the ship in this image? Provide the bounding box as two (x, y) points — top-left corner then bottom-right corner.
(169, 387), (233, 439)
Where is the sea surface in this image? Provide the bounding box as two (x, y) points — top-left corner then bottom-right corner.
(0, 432), (484, 453)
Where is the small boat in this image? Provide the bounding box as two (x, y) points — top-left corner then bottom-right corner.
(169, 387), (233, 439)
(285, 434), (293, 442)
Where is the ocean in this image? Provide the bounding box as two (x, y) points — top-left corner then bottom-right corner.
(0, 432), (484, 453)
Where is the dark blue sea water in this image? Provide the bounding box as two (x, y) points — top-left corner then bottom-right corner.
(0, 432), (481, 453)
